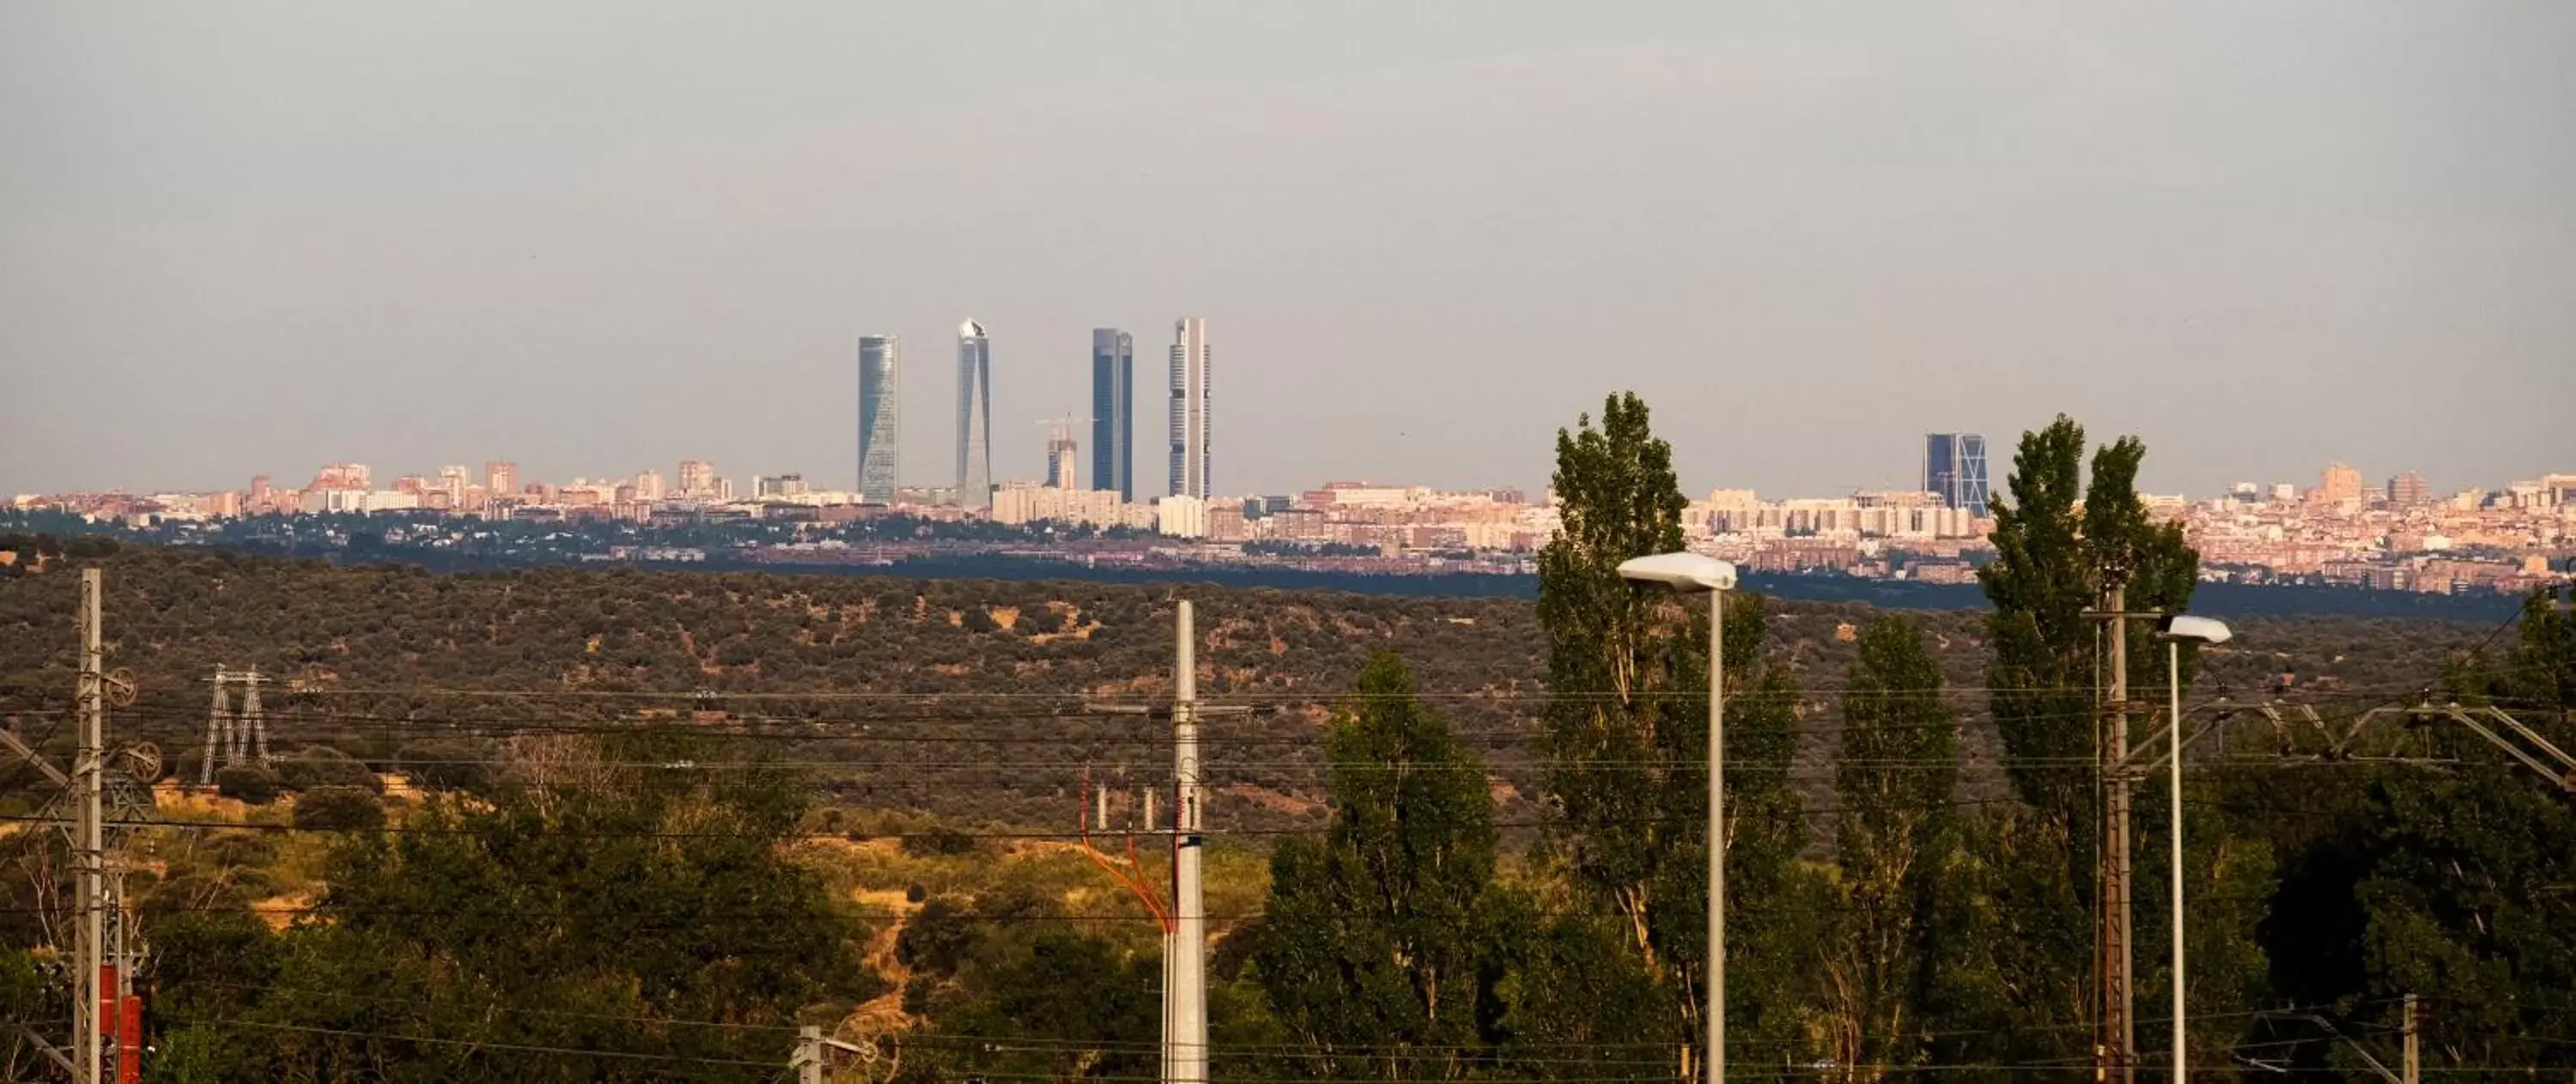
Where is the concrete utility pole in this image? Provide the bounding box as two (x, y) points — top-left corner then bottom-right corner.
(793, 1024), (879, 1084)
(1079, 600), (1249, 1084)
(76, 567), (105, 1084)
(1170, 600), (1208, 1084)
(798, 1025), (823, 1084)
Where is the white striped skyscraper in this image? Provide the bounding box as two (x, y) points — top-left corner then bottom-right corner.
(1167, 317), (1209, 498)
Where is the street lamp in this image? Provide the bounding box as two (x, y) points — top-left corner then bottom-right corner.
(1616, 551), (1737, 1084)
(2154, 613), (2232, 1084)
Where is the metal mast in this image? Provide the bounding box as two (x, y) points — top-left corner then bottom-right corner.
(241, 667), (269, 764)
(201, 667), (229, 785)
(2096, 585), (2136, 1083)
(76, 568), (105, 1084)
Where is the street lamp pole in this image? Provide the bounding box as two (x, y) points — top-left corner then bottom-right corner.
(2154, 613), (2232, 1084)
(1616, 552), (1737, 1084)
(2168, 636), (2186, 1084)
(1707, 577), (1724, 1084)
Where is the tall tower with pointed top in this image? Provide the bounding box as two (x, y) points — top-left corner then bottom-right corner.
(956, 320), (993, 511)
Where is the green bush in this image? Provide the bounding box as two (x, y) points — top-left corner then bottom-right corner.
(277, 747), (381, 793)
(213, 765), (280, 805)
(397, 740), (494, 795)
(901, 827), (977, 857)
(291, 786), (386, 831)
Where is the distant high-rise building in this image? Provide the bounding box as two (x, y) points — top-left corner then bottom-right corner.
(485, 460), (518, 496)
(311, 463), (370, 491)
(1168, 317), (1211, 498)
(1923, 434), (1990, 516)
(956, 320), (993, 511)
(2320, 461), (2365, 502)
(1091, 329), (1134, 501)
(438, 465), (471, 505)
(677, 460), (717, 497)
(858, 335), (901, 505)
(633, 470), (667, 502)
(2387, 471), (2430, 508)
(1047, 428), (1081, 490)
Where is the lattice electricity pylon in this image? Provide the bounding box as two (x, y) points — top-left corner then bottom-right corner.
(200, 667), (273, 783)
(0, 729), (158, 1081)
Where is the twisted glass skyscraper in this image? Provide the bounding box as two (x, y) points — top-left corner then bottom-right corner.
(856, 335), (899, 505)
(1091, 329), (1133, 502)
(956, 320), (993, 511)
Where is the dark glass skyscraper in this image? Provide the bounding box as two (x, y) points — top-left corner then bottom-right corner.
(1923, 433), (1990, 516)
(856, 335), (899, 505)
(1091, 329), (1133, 502)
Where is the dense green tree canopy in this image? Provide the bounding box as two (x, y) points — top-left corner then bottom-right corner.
(1255, 652), (1501, 1080)
(146, 730), (880, 1083)
(1534, 392), (1813, 1079)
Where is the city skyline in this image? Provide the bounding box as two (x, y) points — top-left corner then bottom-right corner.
(3, 7), (2567, 501)
(27, 441), (2561, 514)
(19, 453), (2569, 604)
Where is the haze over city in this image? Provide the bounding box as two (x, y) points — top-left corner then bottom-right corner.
(4, 3), (2572, 498)
(15, 7), (2576, 1081)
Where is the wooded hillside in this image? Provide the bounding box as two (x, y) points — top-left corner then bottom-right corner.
(0, 543), (2490, 831)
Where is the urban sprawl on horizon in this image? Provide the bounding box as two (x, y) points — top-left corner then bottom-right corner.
(11, 319), (2573, 598)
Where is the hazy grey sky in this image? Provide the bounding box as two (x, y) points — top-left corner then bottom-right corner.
(4, 2), (2570, 500)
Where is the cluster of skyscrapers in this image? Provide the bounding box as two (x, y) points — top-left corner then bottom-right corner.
(856, 319), (1212, 512)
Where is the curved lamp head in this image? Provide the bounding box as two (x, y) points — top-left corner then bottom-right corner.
(2156, 614), (2233, 645)
(1617, 552), (1738, 594)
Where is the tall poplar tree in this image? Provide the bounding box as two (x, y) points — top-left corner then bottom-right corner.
(1821, 617), (1956, 1076)
(1534, 392), (1811, 1078)
(1971, 414), (2226, 1062)
(1979, 417), (2192, 832)
(1255, 652), (1502, 1081)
